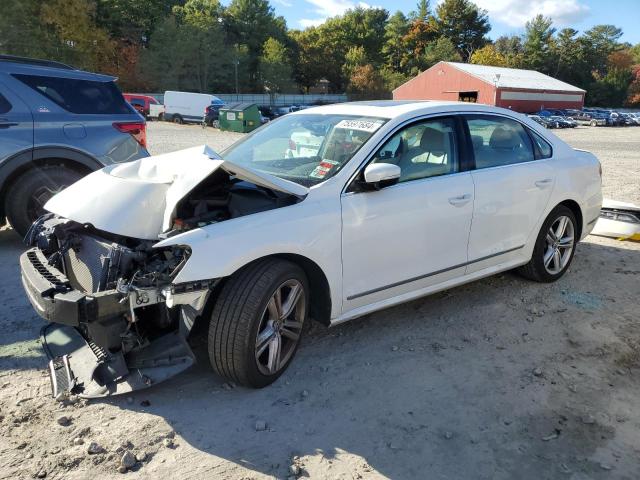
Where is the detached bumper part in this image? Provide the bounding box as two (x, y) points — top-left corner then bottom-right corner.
(41, 323), (195, 398)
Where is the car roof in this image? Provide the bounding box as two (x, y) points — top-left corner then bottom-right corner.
(291, 100), (521, 120)
(0, 57), (116, 82)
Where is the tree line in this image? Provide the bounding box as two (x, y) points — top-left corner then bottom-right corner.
(1, 0), (639, 106)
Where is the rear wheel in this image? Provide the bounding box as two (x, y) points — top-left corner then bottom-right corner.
(173, 115), (183, 125)
(208, 258), (308, 388)
(517, 205), (578, 283)
(5, 165), (83, 237)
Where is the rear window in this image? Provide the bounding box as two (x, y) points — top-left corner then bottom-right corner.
(13, 74), (131, 114)
(0, 93), (11, 114)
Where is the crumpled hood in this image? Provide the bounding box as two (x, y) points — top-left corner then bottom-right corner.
(44, 145), (308, 240)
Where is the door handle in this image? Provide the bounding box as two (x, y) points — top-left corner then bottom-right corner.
(448, 194), (472, 206)
(535, 178), (553, 188)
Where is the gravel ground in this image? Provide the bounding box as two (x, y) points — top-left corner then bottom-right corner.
(0, 123), (639, 480)
(553, 126), (640, 205)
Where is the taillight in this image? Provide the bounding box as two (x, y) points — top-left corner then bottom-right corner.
(113, 122), (146, 149)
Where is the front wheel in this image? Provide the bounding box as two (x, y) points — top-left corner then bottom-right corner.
(517, 205), (578, 282)
(208, 259), (308, 388)
(5, 165), (83, 237)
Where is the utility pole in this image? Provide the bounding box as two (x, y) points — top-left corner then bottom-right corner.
(234, 59), (239, 95)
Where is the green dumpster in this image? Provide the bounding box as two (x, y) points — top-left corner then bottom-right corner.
(219, 103), (261, 133)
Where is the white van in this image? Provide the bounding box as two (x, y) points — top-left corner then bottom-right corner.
(163, 91), (224, 124)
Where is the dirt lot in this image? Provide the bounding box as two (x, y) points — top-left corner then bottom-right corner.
(1, 123), (639, 480)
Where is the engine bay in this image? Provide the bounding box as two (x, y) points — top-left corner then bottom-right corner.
(167, 169), (299, 234)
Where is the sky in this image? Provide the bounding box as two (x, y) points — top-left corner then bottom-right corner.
(253, 0), (640, 44)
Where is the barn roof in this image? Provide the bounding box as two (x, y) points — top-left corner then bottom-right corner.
(441, 62), (585, 93)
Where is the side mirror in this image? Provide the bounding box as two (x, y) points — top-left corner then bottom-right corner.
(363, 163), (401, 190)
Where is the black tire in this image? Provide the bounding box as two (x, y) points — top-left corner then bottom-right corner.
(517, 205), (578, 283)
(173, 115), (183, 125)
(590, 120), (597, 127)
(5, 165), (84, 237)
(208, 258), (309, 388)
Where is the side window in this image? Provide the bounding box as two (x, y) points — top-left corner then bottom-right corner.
(466, 115), (535, 169)
(371, 118), (458, 183)
(12, 74), (130, 114)
(0, 93), (12, 114)
(528, 128), (553, 159)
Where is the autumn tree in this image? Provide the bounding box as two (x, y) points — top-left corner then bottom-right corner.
(470, 45), (508, 67)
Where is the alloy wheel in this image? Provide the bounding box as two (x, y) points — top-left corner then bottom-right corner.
(255, 279), (305, 375)
(543, 215), (575, 275)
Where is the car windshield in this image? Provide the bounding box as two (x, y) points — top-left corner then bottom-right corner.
(221, 114), (386, 187)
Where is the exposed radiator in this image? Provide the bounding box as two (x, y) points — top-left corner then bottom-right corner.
(63, 235), (113, 293)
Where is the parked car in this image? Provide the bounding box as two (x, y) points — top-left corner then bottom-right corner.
(0, 55), (148, 236)
(608, 112), (627, 126)
(148, 102), (165, 121)
(571, 111), (606, 126)
(164, 91), (224, 124)
(527, 114), (557, 129)
(619, 113), (638, 126)
(537, 109), (565, 117)
(123, 93), (159, 118)
(21, 101), (602, 397)
(627, 112), (640, 125)
(550, 115), (577, 128)
(202, 103), (224, 128)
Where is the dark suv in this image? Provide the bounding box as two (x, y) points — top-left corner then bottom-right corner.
(0, 55), (149, 236)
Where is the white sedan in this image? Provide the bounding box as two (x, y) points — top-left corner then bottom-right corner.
(21, 101), (602, 397)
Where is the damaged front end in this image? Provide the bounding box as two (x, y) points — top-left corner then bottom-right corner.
(21, 215), (215, 398)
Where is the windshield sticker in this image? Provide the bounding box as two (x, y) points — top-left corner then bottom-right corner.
(335, 119), (383, 133)
(309, 165), (331, 179)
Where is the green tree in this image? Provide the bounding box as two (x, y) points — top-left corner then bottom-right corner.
(289, 27), (328, 92)
(631, 43), (640, 64)
(226, 0), (287, 91)
(582, 24), (623, 76)
(40, 0), (115, 70)
(551, 28), (590, 87)
(433, 0), (490, 61)
(421, 37), (462, 70)
(494, 34), (524, 67)
(415, 0), (430, 21)
(382, 11), (410, 72)
(95, 0), (181, 43)
(0, 0), (53, 59)
(141, 0), (231, 92)
(522, 14), (556, 73)
(259, 37), (294, 92)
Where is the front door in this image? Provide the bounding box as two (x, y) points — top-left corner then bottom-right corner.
(341, 117), (474, 313)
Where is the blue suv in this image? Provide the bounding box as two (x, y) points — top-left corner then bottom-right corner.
(0, 55), (149, 236)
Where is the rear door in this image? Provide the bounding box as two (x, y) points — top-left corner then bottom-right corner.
(464, 114), (555, 273)
(0, 83), (33, 164)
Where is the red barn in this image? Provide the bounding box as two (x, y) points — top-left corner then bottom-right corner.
(393, 61), (585, 113)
